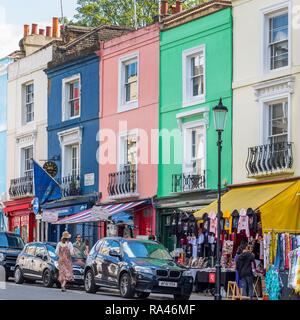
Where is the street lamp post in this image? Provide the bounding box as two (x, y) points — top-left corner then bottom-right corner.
(213, 98), (228, 301)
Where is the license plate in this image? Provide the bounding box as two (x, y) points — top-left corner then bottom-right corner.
(159, 281), (178, 288)
(10, 266), (15, 271)
(74, 275), (84, 280)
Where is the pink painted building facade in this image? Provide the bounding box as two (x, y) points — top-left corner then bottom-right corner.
(98, 23), (160, 238)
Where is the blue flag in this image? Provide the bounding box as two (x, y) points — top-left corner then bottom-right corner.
(33, 160), (62, 204)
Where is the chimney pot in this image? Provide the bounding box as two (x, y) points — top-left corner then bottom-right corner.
(52, 17), (59, 38)
(23, 24), (30, 37)
(46, 26), (52, 37)
(31, 23), (38, 35)
(39, 28), (45, 36)
(175, 0), (183, 14)
(161, 0), (169, 16)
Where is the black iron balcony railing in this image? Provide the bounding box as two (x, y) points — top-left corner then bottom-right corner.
(9, 172), (33, 198)
(108, 168), (137, 197)
(246, 142), (293, 177)
(59, 175), (81, 197)
(172, 171), (206, 193)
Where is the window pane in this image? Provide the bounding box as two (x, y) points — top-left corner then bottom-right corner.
(125, 61), (138, 103)
(125, 62), (137, 83)
(192, 75), (204, 97)
(270, 13), (288, 43)
(270, 41), (288, 69)
(191, 55), (203, 77)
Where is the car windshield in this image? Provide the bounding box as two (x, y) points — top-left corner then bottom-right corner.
(122, 241), (173, 260)
(0, 233), (24, 249)
(46, 245), (57, 259)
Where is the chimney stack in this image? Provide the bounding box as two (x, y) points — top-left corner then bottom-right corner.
(175, 1), (183, 13)
(161, 0), (169, 16)
(39, 28), (45, 36)
(52, 17), (59, 38)
(31, 23), (38, 35)
(23, 24), (30, 37)
(46, 26), (52, 37)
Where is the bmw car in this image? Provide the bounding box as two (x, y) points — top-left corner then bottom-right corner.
(84, 237), (194, 300)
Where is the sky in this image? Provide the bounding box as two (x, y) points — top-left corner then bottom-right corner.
(0, 0), (78, 57)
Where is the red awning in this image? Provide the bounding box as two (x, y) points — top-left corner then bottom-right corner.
(3, 199), (33, 214)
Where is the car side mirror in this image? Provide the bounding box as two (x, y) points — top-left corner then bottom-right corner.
(109, 249), (121, 258)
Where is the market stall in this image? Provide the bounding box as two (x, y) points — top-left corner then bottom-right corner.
(169, 179), (300, 299)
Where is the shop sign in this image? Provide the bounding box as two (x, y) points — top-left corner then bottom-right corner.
(208, 273), (216, 284)
(42, 210), (59, 223)
(32, 198), (40, 215)
(84, 173), (95, 187)
(43, 161), (58, 177)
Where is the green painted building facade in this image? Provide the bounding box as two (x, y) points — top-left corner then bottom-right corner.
(156, 3), (233, 250)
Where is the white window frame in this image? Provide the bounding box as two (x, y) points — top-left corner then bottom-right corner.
(22, 81), (34, 125)
(261, 1), (291, 74)
(118, 52), (139, 113)
(182, 120), (206, 176)
(182, 44), (206, 108)
(21, 145), (33, 177)
(58, 127), (82, 178)
(62, 74), (81, 121)
(261, 95), (290, 145)
(118, 129), (139, 171)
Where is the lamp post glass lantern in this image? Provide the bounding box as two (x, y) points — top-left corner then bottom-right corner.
(213, 98), (228, 300)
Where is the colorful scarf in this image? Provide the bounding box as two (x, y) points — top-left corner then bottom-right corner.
(266, 266), (281, 300)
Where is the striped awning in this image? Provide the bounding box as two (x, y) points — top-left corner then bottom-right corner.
(54, 200), (147, 225)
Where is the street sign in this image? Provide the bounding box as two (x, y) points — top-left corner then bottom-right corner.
(32, 198), (40, 215)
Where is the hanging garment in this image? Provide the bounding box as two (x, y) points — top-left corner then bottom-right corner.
(189, 236), (198, 259)
(246, 208), (258, 233)
(285, 233), (290, 270)
(223, 210), (232, 233)
(231, 210), (239, 232)
(264, 233), (271, 270)
(188, 214), (197, 235)
(288, 249), (299, 289)
(237, 209), (250, 238)
(294, 250), (300, 294)
(265, 266), (281, 300)
(170, 212), (178, 235)
(197, 233), (204, 245)
(209, 211), (218, 236)
(259, 239), (264, 260)
(202, 213), (210, 232)
(274, 234), (284, 271)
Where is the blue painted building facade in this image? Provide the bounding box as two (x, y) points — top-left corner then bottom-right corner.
(0, 57), (12, 231)
(44, 54), (100, 244)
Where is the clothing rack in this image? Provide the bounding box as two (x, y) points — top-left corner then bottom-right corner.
(264, 229), (300, 234)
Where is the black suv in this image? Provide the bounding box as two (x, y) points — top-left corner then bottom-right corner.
(14, 242), (85, 287)
(0, 232), (25, 281)
(84, 237), (194, 300)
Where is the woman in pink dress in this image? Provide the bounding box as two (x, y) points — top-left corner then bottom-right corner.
(55, 231), (74, 292)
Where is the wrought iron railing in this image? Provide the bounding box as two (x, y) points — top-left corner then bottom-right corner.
(172, 172), (206, 193)
(59, 175), (81, 197)
(246, 142), (293, 177)
(108, 167), (137, 197)
(9, 172), (33, 198)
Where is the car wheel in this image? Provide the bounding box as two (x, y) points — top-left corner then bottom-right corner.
(136, 292), (150, 299)
(119, 273), (135, 299)
(84, 270), (98, 294)
(173, 294), (191, 300)
(14, 267), (24, 284)
(43, 269), (54, 288)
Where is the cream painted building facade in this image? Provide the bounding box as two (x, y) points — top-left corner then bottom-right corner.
(232, 0), (300, 183)
(6, 44), (52, 198)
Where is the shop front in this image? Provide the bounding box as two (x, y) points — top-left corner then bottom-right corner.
(41, 195), (99, 245)
(54, 199), (156, 241)
(3, 197), (35, 243)
(186, 177), (300, 299)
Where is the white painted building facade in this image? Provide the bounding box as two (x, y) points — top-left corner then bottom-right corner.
(6, 45), (52, 197)
(232, 0), (300, 183)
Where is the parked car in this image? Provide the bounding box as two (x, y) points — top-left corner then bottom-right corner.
(14, 242), (85, 287)
(84, 237), (194, 300)
(0, 232), (25, 281)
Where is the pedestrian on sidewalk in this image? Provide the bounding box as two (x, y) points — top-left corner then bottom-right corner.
(84, 239), (90, 257)
(55, 231), (74, 292)
(236, 245), (255, 299)
(73, 234), (86, 259)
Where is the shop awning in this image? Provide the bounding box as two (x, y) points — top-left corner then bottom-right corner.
(194, 181), (295, 218)
(54, 200), (148, 225)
